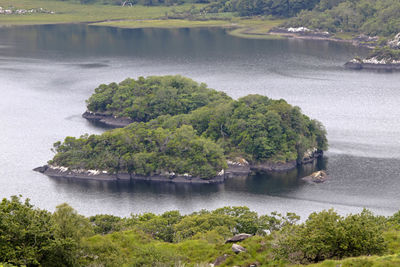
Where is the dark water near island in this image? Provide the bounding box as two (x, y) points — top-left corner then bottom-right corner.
(1, 24), (400, 218)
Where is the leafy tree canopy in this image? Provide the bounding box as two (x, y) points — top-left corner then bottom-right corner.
(1, 196), (395, 266)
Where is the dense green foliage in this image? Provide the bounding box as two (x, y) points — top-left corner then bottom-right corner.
(273, 209), (386, 264)
(155, 94), (327, 162)
(53, 76), (327, 177)
(2, 196), (400, 266)
(86, 75), (230, 122)
(287, 0), (400, 36)
(0, 196), (91, 266)
(201, 0), (320, 17)
(50, 124), (227, 178)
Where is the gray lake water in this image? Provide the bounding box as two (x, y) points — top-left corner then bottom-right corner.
(1, 24), (399, 219)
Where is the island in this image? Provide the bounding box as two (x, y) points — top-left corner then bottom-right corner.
(35, 75), (328, 183)
(82, 75), (230, 128)
(345, 45), (400, 71)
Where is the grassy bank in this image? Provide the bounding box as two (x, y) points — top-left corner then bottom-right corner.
(92, 19), (234, 29)
(0, 0), (286, 40)
(93, 18), (286, 39)
(228, 19), (286, 39)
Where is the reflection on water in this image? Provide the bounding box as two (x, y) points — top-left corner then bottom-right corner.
(48, 158), (326, 199)
(0, 24), (399, 218)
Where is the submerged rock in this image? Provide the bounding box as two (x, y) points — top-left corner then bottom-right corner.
(225, 233), (252, 243)
(302, 170), (328, 183)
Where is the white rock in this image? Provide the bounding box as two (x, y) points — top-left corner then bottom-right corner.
(87, 169), (101, 175)
(287, 27), (310, 33)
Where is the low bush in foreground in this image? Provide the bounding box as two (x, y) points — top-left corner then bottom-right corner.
(1, 196), (399, 266)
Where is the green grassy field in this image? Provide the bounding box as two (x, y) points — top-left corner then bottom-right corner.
(0, 0), (200, 25)
(227, 19), (286, 39)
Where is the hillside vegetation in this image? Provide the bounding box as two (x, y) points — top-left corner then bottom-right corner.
(287, 0), (400, 37)
(2, 0), (398, 44)
(44, 0), (400, 38)
(3, 196), (400, 266)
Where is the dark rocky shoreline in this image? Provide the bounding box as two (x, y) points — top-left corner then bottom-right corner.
(34, 165), (227, 184)
(344, 61), (400, 71)
(34, 151), (323, 184)
(82, 111), (134, 128)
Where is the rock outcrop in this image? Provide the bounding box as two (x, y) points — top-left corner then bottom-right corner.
(225, 233), (252, 243)
(388, 33), (400, 49)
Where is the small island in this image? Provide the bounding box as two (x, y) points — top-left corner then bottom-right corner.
(36, 75), (328, 183)
(82, 75), (230, 128)
(345, 36), (400, 71)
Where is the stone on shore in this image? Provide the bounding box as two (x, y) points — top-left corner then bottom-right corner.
(302, 170), (328, 183)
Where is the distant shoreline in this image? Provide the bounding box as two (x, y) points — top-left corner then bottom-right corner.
(268, 29), (376, 49)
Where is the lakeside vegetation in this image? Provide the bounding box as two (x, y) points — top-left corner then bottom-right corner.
(1, 0), (399, 40)
(2, 0), (398, 45)
(3, 195), (400, 266)
(49, 75), (327, 178)
(286, 0), (400, 37)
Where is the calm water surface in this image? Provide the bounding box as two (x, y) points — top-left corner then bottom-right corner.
(1, 24), (399, 218)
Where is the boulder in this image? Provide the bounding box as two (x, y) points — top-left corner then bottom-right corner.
(231, 243), (246, 254)
(302, 170), (328, 183)
(225, 233), (252, 243)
